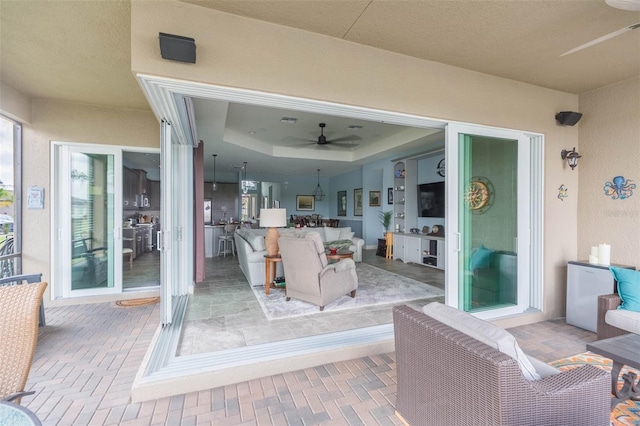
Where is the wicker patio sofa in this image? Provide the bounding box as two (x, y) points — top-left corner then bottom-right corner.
(393, 304), (611, 426)
(597, 293), (640, 340)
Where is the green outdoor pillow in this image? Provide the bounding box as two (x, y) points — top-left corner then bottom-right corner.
(610, 266), (640, 312)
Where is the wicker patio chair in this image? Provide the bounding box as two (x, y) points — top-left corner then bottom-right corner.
(0, 281), (47, 404)
(0, 274), (46, 326)
(393, 305), (611, 426)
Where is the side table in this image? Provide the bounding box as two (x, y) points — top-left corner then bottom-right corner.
(376, 238), (386, 257)
(264, 254), (282, 295)
(326, 250), (354, 263)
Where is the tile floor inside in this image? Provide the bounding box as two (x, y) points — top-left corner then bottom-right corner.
(178, 250), (446, 356)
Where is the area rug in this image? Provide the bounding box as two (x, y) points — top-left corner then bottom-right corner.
(550, 352), (640, 426)
(115, 297), (160, 307)
(251, 262), (444, 320)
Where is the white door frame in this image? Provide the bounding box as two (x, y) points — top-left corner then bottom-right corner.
(137, 74), (543, 318)
(52, 143), (123, 298)
(445, 123), (543, 319)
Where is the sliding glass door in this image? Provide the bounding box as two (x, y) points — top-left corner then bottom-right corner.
(54, 144), (122, 297)
(446, 124), (532, 318)
(159, 120), (194, 326)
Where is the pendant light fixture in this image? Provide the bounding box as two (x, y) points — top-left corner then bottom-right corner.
(212, 154), (218, 191)
(242, 162), (249, 194)
(312, 169), (325, 201)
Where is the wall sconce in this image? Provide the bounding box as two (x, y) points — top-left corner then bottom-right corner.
(561, 147), (582, 170)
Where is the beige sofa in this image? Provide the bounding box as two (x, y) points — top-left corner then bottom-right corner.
(234, 226), (364, 287)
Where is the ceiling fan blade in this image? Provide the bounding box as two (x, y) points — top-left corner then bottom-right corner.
(283, 136), (317, 143)
(560, 22), (640, 56)
(327, 135), (363, 143)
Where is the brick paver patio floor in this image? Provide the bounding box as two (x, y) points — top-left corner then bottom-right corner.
(24, 301), (402, 425)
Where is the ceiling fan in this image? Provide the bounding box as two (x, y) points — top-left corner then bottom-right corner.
(561, 0), (640, 56)
(289, 123), (362, 148)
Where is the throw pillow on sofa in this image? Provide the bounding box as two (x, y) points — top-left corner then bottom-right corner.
(609, 266), (640, 312)
(338, 227), (354, 240)
(246, 232), (265, 252)
(324, 227), (341, 241)
(323, 239), (353, 251)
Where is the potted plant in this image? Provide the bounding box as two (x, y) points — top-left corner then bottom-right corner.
(378, 210), (392, 236)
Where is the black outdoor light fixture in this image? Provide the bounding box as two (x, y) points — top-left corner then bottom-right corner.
(561, 147), (582, 170)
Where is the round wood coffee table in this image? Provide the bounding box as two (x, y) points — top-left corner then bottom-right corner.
(326, 250), (354, 262)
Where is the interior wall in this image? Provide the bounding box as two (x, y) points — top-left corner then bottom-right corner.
(131, 1), (580, 321)
(578, 77), (640, 268)
(22, 99), (158, 305)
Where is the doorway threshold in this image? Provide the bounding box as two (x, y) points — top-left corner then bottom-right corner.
(131, 295), (395, 402)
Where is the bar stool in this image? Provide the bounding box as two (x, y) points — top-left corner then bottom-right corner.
(218, 224), (236, 257)
(123, 237), (134, 270)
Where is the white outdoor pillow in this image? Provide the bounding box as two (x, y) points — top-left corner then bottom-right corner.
(422, 302), (541, 381)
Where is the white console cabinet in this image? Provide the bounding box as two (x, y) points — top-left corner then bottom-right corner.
(392, 232), (445, 270)
(566, 261), (635, 332)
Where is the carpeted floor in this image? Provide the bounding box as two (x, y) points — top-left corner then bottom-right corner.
(550, 352), (640, 426)
(251, 262), (444, 320)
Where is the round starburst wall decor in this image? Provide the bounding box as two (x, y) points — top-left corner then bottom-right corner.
(465, 176), (494, 214)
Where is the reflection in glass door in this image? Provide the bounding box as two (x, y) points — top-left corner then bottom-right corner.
(50, 144), (124, 297)
(458, 135), (518, 312)
(446, 124), (532, 318)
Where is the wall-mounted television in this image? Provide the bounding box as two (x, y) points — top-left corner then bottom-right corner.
(418, 181), (445, 218)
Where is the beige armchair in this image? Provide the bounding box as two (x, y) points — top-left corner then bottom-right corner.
(278, 232), (358, 311)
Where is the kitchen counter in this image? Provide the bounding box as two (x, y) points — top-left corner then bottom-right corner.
(204, 223), (244, 257)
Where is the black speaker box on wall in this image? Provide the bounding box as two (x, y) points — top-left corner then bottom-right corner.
(555, 111), (583, 126)
(159, 33), (196, 64)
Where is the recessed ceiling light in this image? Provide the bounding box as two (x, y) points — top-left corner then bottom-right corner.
(347, 125), (363, 130)
(280, 117), (298, 124)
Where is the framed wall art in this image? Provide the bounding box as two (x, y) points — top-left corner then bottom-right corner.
(296, 195), (315, 211)
(354, 188), (363, 216)
(369, 191), (381, 207)
(388, 187), (393, 205)
(337, 190), (347, 216)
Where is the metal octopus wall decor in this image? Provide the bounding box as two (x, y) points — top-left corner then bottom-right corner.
(603, 176), (635, 200)
(558, 184), (568, 201)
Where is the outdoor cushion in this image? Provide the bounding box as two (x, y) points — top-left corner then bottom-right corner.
(527, 354), (561, 378)
(605, 309), (640, 334)
(609, 266), (640, 312)
(423, 302), (541, 381)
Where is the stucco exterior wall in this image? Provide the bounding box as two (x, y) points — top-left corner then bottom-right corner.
(22, 99), (158, 304)
(1, 79), (31, 123)
(131, 1), (580, 321)
(578, 77), (640, 267)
